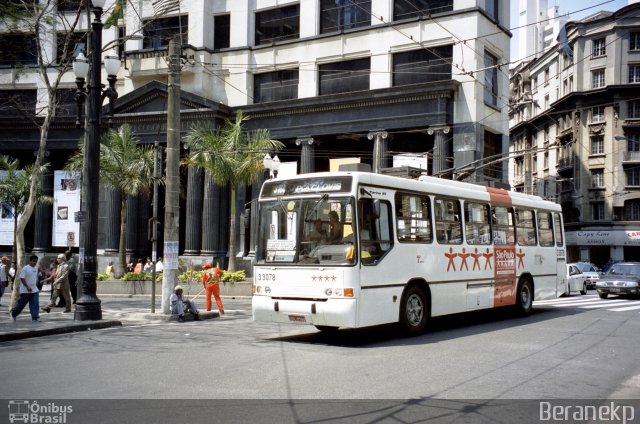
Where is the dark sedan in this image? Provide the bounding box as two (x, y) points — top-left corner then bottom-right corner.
(595, 262), (640, 299)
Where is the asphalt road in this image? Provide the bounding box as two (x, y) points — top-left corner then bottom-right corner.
(2, 292), (639, 403)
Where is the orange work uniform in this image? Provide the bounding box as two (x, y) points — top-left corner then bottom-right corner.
(202, 266), (224, 313)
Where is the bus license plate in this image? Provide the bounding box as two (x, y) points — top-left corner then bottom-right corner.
(288, 315), (306, 322)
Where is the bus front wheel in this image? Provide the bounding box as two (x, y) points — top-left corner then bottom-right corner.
(399, 286), (429, 335)
(515, 278), (533, 316)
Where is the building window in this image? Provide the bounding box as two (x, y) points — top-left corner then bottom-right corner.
(591, 202), (605, 221)
(591, 169), (604, 188)
(255, 5), (299, 45)
(392, 45), (453, 86)
(319, 58), (370, 96)
(544, 152), (549, 169)
(214, 14), (230, 49)
(143, 16), (188, 49)
(544, 95), (549, 109)
(591, 106), (605, 122)
(0, 90), (37, 116)
(320, 0), (370, 33)
(625, 200), (640, 220)
(484, 0), (500, 23)
(544, 68), (550, 84)
(592, 38), (606, 57)
(630, 101), (640, 119)
(0, 33), (37, 66)
(592, 69), (605, 88)
(631, 32), (640, 51)
(58, 0), (82, 12)
(483, 51), (498, 107)
(628, 134), (640, 152)
(629, 64), (640, 83)
(54, 89), (78, 117)
(626, 167), (640, 186)
(591, 135), (604, 155)
(393, 0), (453, 20)
(253, 70), (299, 103)
(57, 32), (86, 65)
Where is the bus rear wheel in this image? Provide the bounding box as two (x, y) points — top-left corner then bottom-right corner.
(515, 278), (533, 316)
(399, 285), (429, 335)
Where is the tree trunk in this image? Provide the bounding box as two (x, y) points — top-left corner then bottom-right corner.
(228, 187), (237, 272)
(117, 194), (128, 278)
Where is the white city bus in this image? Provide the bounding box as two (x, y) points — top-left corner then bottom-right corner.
(252, 171), (566, 334)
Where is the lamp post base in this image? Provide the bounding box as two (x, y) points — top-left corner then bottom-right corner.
(74, 304), (102, 321)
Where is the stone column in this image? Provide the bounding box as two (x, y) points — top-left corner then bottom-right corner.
(32, 153), (52, 254)
(201, 172), (217, 256)
(102, 187), (120, 253)
(136, 193), (150, 254)
(183, 167), (203, 255)
(125, 194), (139, 258)
(214, 184), (230, 268)
(368, 130), (388, 173)
(428, 126), (451, 175)
(295, 136), (316, 174)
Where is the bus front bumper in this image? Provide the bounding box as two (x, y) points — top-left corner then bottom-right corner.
(252, 296), (357, 328)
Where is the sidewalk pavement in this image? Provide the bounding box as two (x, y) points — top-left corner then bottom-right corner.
(0, 292), (252, 342)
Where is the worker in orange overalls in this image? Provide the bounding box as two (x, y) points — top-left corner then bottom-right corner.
(201, 261), (224, 314)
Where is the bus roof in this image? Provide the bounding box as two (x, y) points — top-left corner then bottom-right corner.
(261, 171), (561, 212)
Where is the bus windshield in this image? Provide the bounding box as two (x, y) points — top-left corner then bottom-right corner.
(256, 196), (356, 265)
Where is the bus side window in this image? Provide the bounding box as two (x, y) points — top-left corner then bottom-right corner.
(537, 211), (554, 247)
(435, 197), (462, 244)
(553, 213), (564, 247)
(464, 202), (491, 245)
(515, 208), (537, 246)
(492, 205), (514, 245)
(394, 192), (432, 243)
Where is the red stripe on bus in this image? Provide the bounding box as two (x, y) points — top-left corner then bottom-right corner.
(486, 187), (512, 206)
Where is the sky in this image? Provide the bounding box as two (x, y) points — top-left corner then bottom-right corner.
(509, 0), (630, 57)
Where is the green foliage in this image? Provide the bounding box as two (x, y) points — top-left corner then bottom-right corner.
(122, 272), (162, 282)
(177, 269), (246, 283)
(0, 155), (51, 217)
(220, 270), (246, 283)
(97, 273), (110, 281)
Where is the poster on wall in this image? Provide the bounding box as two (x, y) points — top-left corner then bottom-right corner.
(0, 170), (17, 245)
(52, 170), (81, 247)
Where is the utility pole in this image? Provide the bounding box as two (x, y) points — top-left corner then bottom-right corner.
(161, 38), (181, 314)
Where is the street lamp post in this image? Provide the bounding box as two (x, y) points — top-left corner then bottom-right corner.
(262, 153), (280, 178)
(73, 0), (121, 321)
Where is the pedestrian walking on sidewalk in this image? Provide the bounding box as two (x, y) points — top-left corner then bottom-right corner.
(170, 285), (200, 322)
(0, 255), (9, 307)
(202, 262), (224, 314)
(10, 254), (40, 322)
(42, 254), (72, 313)
(65, 250), (78, 304)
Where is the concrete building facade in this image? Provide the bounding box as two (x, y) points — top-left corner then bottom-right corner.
(509, 2), (640, 268)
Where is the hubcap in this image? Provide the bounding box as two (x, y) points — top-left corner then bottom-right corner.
(406, 294), (424, 326)
(521, 285), (531, 308)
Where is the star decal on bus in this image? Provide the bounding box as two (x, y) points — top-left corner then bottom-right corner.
(311, 275), (337, 282)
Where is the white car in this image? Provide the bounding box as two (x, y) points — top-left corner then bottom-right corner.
(572, 262), (600, 289)
(565, 264), (588, 296)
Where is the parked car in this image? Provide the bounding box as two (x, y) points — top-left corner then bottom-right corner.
(595, 262), (640, 299)
(571, 262), (600, 290)
(565, 263), (588, 296)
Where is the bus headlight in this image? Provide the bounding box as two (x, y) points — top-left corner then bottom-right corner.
(324, 288), (333, 296)
(324, 288), (354, 297)
(265, 286), (271, 294)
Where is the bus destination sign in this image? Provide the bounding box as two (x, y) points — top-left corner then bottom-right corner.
(262, 176), (352, 197)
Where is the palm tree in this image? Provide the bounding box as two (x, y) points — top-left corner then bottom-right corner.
(0, 155), (51, 306)
(184, 111), (284, 272)
(66, 124), (155, 277)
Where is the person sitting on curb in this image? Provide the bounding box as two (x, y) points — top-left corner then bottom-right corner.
(170, 285), (200, 322)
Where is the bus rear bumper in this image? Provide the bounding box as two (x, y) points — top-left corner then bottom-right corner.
(252, 296), (357, 328)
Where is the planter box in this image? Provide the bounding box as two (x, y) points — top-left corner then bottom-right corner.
(97, 280), (252, 297)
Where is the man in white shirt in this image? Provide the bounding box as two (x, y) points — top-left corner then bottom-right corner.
(155, 257), (164, 273)
(10, 254), (40, 322)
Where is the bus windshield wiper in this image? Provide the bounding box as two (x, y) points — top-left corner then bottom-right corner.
(304, 194), (328, 221)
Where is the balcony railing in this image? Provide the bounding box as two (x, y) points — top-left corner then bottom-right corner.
(623, 151), (640, 162)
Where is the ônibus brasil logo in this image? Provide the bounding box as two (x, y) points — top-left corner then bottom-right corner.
(8, 400), (72, 424)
